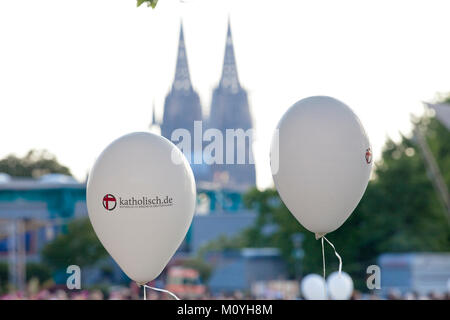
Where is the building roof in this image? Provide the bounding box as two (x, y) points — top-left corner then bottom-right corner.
(0, 175), (84, 190)
(426, 102), (450, 130)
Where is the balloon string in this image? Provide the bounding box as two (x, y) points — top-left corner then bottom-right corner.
(323, 236), (343, 275)
(142, 284), (181, 300)
(321, 237), (325, 279)
(321, 237), (327, 299)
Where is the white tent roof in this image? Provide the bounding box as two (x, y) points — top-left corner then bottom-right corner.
(426, 102), (450, 130)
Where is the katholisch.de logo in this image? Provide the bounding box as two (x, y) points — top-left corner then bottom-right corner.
(102, 194), (174, 211)
(102, 194), (117, 211)
(365, 148), (372, 164)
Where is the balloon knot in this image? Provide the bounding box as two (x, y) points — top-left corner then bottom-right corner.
(315, 232), (327, 240)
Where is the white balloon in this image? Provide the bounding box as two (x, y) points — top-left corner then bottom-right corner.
(87, 132), (196, 284)
(270, 96), (372, 237)
(327, 271), (354, 300)
(301, 274), (327, 300)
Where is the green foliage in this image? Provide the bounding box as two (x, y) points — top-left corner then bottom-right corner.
(0, 149), (72, 178)
(197, 234), (246, 258)
(0, 262), (7, 293)
(0, 263), (53, 294)
(137, 0), (158, 9)
(41, 218), (107, 271)
(370, 131), (449, 252)
(423, 117), (450, 187)
(444, 96), (450, 104)
(26, 263), (52, 283)
(180, 257), (213, 283)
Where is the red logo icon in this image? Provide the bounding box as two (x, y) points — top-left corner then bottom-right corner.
(365, 148), (372, 164)
(102, 194), (117, 211)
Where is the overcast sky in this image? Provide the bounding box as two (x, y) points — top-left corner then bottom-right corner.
(1, 0), (449, 189)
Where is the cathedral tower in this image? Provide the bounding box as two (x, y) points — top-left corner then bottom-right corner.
(208, 20), (256, 190)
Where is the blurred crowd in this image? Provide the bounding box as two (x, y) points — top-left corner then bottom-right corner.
(1, 283), (449, 300)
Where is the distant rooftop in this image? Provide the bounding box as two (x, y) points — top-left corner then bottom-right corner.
(0, 173), (83, 190)
(241, 248), (281, 258)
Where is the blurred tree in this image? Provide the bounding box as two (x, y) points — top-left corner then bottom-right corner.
(0, 149), (72, 178)
(180, 257), (213, 283)
(0, 262), (7, 293)
(197, 234), (247, 256)
(423, 115), (450, 187)
(26, 263), (52, 283)
(41, 218), (107, 271)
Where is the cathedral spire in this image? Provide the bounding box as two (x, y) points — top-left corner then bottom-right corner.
(150, 100), (157, 126)
(149, 100), (161, 134)
(219, 19), (240, 92)
(172, 22), (192, 92)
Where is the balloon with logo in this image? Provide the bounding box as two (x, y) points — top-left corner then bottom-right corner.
(327, 271), (354, 300)
(87, 132), (196, 285)
(270, 96), (372, 238)
(301, 274), (327, 300)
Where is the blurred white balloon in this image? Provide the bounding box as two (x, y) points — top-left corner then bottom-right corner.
(301, 274), (327, 300)
(327, 271), (354, 300)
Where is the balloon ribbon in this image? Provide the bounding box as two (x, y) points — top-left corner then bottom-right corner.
(321, 237), (327, 298)
(320, 236), (343, 298)
(142, 284), (180, 300)
(323, 236), (342, 274)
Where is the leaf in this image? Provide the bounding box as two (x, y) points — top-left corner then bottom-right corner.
(150, 0), (159, 8)
(137, 0), (158, 8)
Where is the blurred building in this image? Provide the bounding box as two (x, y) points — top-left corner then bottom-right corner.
(155, 21), (256, 191)
(158, 23), (206, 183)
(189, 213), (256, 252)
(378, 253), (450, 295)
(205, 248), (287, 295)
(0, 174), (85, 291)
(207, 22), (256, 190)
